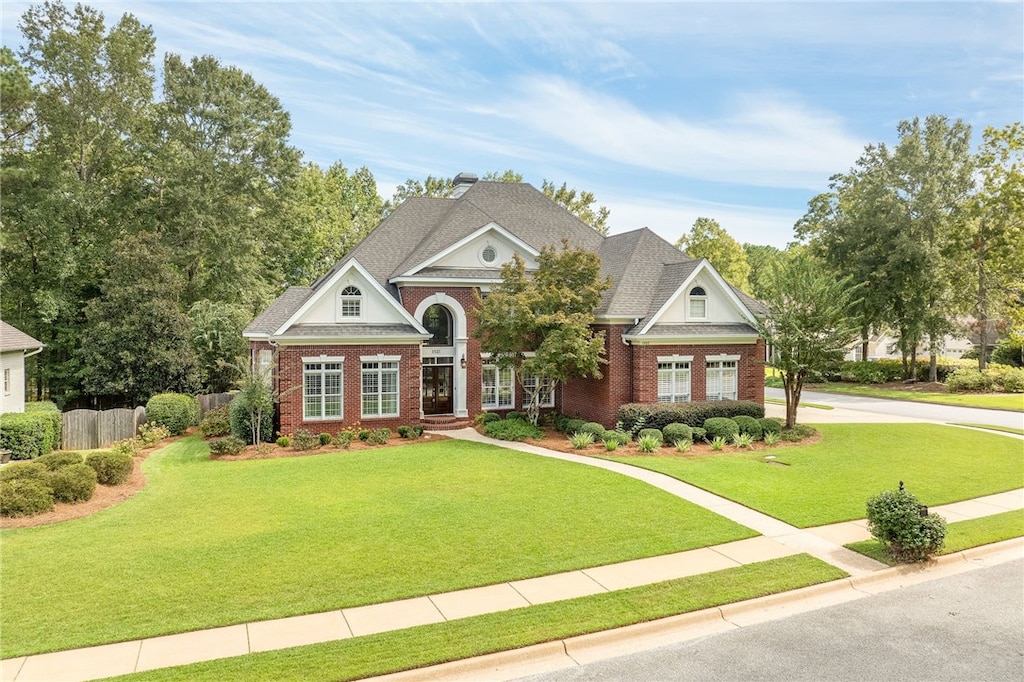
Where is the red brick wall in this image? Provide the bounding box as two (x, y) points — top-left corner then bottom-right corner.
(561, 325), (635, 427)
(271, 343), (421, 435)
(631, 341), (765, 404)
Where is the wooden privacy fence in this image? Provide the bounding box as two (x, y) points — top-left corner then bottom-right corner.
(198, 393), (233, 419)
(62, 406), (147, 451)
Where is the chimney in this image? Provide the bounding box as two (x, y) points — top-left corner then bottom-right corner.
(451, 172), (478, 198)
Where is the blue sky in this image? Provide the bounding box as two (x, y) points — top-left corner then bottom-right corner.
(3, 1), (1021, 247)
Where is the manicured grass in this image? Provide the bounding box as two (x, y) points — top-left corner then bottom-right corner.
(110, 554), (846, 682)
(604, 424), (1024, 528)
(808, 383), (1024, 411)
(1, 437), (755, 658)
(952, 423), (1024, 436)
(846, 509), (1024, 566)
(764, 397), (834, 410)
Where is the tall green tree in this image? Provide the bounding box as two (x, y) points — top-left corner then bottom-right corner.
(742, 243), (788, 300)
(540, 179), (610, 236)
(471, 240), (611, 425)
(188, 300), (250, 393)
(675, 217), (751, 291)
(756, 256), (862, 428)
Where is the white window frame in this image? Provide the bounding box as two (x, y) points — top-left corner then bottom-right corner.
(339, 285), (362, 320)
(706, 356), (739, 401)
(360, 356), (400, 418)
(657, 356), (692, 403)
(521, 371), (554, 409)
(302, 357), (344, 421)
(688, 286), (707, 320)
(481, 363), (514, 410)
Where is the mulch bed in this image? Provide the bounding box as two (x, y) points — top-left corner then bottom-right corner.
(210, 432), (451, 461)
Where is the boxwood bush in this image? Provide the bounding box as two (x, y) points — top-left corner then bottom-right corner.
(85, 450), (134, 485)
(733, 415), (763, 440)
(48, 463), (97, 503)
(617, 400), (764, 432)
(0, 478), (54, 517)
(483, 418), (542, 442)
(208, 436), (246, 456)
(758, 417), (783, 437)
(703, 417), (740, 441)
(579, 422), (606, 438)
(637, 428), (663, 444)
(601, 429), (630, 446)
(0, 461), (48, 483)
(34, 451), (85, 471)
(662, 423), (692, 445)
(146, 393), (200, 435)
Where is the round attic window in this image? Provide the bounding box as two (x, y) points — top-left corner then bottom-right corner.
(481, 245), (497, 264)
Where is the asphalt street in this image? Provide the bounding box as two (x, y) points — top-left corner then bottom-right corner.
(766, 387), (1024, 431)
(519, 558), (1024, 682)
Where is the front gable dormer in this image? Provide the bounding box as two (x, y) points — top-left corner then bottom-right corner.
(643, 260), (757, 330)
(394, 223), (540, 280)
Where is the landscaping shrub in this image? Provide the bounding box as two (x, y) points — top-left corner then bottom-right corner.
(637, 428), (663, 444)
(48, 463), (97, 503)
(146, 393), (200, 436)
(662, 423), (693, 446)
(552, 412), (570, 432)
(229, 390), (273, 444)
(208, 436), (246, 456)
(568, 431), (595, 449)
(945, 368), (993, 393)
(603, 438), (618, 452)
(334, 431), (353, 448)
(0, 479), (54, 517)
(601, 429), (630, 446)
(318, 432), (332, 446)
(138, 422), (172, 446)
(35, 451), (85, 471)
(276, 436), (291, 448)
(1000, 368), (1024, 393)
(483, 418), (542, 442)
(397, 425), (410, 438)
(357, 429), (371, 442)
(866, 486), (947, 563)
(691, 427), (707, 443)
(617, 400), (764, 432)
(781, 424), (817, 442)
(292, 429), (320, 451)
(0, 461), (48, 483)
(579, 422), (606, 439)
(0, 411), (57, 460)
(110, 437), (143, 457)
(412, 424), (424, 437)
(731, 432), (755, 448)
(478, 412), (501, 425)
(197, 405), (232, 438)
(505, 411), (527, 422)
(24, 401), (61, 451)
(991, 340), (1023, 368)
(703, 417), (739, 441)
(564, 418), (586, 436)
(828, 359), (974, 384)
(759, 418), (783, 437)
(85, 450), (134, 485)
(397, 425), (422, 440)
(733, 415), (763, 440)
(368, 428), (391, 445)
(636, 433), (661, 453)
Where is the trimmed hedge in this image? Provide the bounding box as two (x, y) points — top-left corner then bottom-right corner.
(618, 400), (764, 432)
(85, 450), (134, 485)
(48, 463), (97, 503)
(0, 479), (54, 517)
(703, 417), (740, 441)
(828, 358), (976, 384)
(483, 418), (542, 442)
(733, 415), (763, 440)
(579, 422), (606, 438)
(35, 451), (85, 470)
(759, 418), (783, 437)
(601, 429), (630, 446)
(564, 419), (586, 436)
(637, 428), (663, 444)
(0, 461), (48, 483)
(0, 409), (61, 460)
(662, 423), (692, 445)
(146, 393), (200, 435)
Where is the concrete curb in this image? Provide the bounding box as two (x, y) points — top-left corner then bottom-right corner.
(368, 538), (1024, 682)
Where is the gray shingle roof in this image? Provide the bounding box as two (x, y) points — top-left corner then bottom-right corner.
(244, 287), (312, 335)
(598, 229), (696, 317)
(0, 321), (44, 352)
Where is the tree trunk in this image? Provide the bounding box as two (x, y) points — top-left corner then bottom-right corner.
(928, 342), (938, 383)
(977, 237), (988, 371)
(909, 346), (918, 383)
(783, 372), (801, 429)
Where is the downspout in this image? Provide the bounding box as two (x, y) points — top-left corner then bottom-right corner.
(24, 347), (43, 359)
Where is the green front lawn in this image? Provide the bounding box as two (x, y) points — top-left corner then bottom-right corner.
(605, 424), (1023, 528)
(1, 437), (755, 658)
(808, 383), (1024, 411)
(111, 554), (846, 682)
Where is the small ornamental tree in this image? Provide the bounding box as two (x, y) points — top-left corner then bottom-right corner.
(471, 240), (611, 425)
(755, 255), (862, 428)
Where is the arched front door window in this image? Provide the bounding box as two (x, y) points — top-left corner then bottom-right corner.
(423, 304), (453, 346)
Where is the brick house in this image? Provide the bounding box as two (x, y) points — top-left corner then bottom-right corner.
(244, 175), (766, 434)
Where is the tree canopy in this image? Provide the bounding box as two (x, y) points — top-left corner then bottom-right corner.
(676, 217), (751, 291)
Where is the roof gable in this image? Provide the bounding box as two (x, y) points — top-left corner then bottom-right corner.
(637, 259), (758, 334)
(0, 321), (44, 353)
(398, 223), (539, 278)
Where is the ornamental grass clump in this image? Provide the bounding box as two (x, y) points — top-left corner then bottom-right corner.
(866, 485), (947, 563)
(568, 431), (596, 449)
(636, 433), (661, 453)
(731, 432), (756, 449)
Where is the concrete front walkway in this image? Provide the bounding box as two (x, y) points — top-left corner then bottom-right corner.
(2, 429), (1022, 682)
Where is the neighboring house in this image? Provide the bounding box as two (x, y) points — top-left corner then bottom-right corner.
(0, 321), (44, 414)
(844, 320), (995, 362)
(245, 175), (766, 433)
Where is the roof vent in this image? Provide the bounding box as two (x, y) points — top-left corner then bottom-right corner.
(451, 172), (478, 198)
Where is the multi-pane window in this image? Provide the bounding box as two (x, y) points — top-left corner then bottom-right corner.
(482, 364), (514, 409)
(361, 360), (399, 417)
(304, 361), (343, 420)
(522, 372), (554, 408)
(340, 286), (362, 318)
(706, 360), (738, 401)
(657, 361), (691, 403)
(689, 286), (707, 319)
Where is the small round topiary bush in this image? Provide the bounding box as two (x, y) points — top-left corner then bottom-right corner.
(0, 461), (48, 483)
(732, 415), (763, 440)
(758, 418), (783, 437)
(0, 478), (54, 517)
(319, 432), (332, 446)
(691, 426), (707, 443)
(703, 417), (739, 441)
(564, 419), (586, 436)
(637, 428), (663, 444)
(35, 451), (87, 471)
(579, 422), (606, 439)
(48, 463), (97, 503)
(85, 450), (134, 485)
(866, 486), (947, 563)
(276, 436), (291, 448)
(480, 412), (501, 424)
(662, 423), (692, 446)
(146, 393), (200, 435)
(601, 429), (629, 446)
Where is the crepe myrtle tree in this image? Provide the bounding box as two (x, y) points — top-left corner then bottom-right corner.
(472, 240), (611, 425)
(756, 255), (863, 428)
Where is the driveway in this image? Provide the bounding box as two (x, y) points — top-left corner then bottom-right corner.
(766, 387), (1024, 430)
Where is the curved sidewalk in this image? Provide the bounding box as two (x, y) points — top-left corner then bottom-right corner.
(2, 430), (1021, 682)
